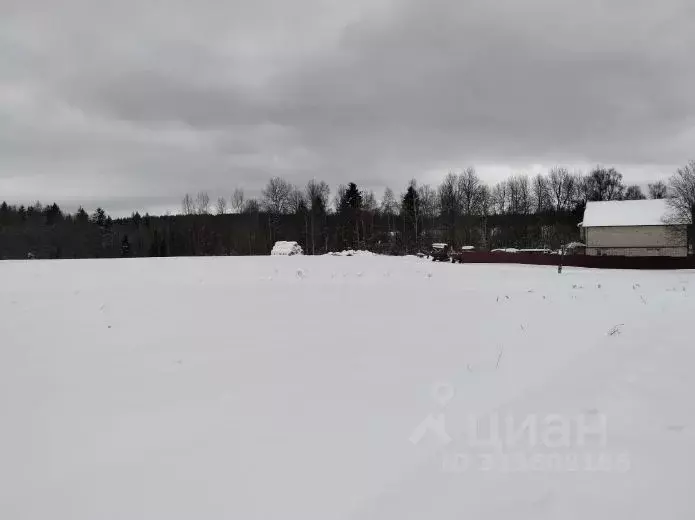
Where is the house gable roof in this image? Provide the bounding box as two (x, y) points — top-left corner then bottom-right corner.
(582, 199), (685, 227)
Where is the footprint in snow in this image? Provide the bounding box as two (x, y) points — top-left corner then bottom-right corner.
(607, 324), (624, 336)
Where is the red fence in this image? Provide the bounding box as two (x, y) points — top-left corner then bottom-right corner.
(458, 252), (695, 270)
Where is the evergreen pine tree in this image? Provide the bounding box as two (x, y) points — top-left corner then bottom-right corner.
(338, 183), (363, 249)
(92, 207), (107, 227)
(75, 207), (89, 224)
(401, 181), (420, 251)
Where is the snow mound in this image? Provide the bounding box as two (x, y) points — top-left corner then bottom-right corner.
(326, 250), (377, 257)
(270, 241), (303, 256)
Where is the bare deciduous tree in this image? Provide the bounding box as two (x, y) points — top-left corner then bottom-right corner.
(437, 173), (460, 243)
(262, 177), (292, 215)
(231, 188), (245, 213)
(380, 187), (398, 233)
(242, 198), (260, 214)
(381, 187), (398, 216)
(181, 194), (195, 215)
(584, 166), (624, 201)
(532, 174), (551, 213)
(416, 184), (436, 243)
(417, 184), (438, 220)
(262, 177), (292, 243)
(195, 191), (210, 215)
(287, 186), (307, 214)
(438, 172), (459, 216)
(362, 190), (377, 212)
(306, 180), (330, 213)
(549, 167), (578, 211)
(574, 171), (588, 205)
(215, 197), (227, 215)
(491, 181), (508, 215)
(457, 167), (481, 215)
(508, 175), (531, 215)
(667, 160), (695, 249)
(477, 184), (491, 217)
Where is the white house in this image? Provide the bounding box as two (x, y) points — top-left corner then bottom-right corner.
(581, 199), (690, 257)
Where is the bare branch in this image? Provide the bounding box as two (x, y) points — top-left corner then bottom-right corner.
(215, 197), (227, 215)
(195, 191), (210, 215)
(231, 188), (245, 213)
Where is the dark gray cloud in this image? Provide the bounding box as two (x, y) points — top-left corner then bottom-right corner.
(1, 0), (694, 215)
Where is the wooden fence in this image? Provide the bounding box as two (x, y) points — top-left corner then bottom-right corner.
(457, 252), (695, 270)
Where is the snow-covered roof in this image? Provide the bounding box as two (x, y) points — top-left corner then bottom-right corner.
(582, 199), (684, 228)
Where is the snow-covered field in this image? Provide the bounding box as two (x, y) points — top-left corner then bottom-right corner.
(1, 256), (694, 519)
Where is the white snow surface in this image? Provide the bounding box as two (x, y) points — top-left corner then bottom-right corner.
(270, 241), (303, 255)
(1, 256), (695, 519)
(582, 199), (684, 227)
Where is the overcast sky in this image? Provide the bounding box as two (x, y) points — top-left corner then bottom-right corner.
(1, 0), (694, 216)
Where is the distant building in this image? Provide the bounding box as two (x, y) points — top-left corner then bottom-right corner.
(581, 199), (689, 257)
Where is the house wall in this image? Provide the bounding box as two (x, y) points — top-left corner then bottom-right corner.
(585, 225), (688, 257)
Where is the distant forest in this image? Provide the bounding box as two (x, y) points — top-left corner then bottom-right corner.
(2, 163), (693, 260)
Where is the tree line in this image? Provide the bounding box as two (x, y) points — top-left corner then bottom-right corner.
(1, 162), (693, 260)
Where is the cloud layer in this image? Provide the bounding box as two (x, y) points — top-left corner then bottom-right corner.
(2, 0), (694, 214)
